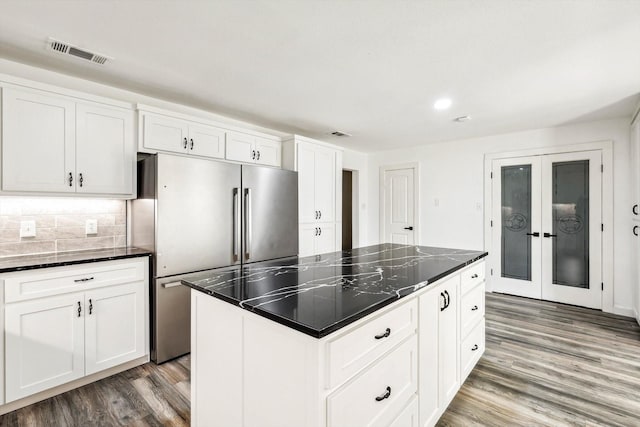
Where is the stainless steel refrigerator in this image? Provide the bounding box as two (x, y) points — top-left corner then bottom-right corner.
(130, 153), (298, 363)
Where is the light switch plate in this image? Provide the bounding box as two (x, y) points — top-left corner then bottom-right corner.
(19, 220), (36, 238)
(85, 219), (98, 235)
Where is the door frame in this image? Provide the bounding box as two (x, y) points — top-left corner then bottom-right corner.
(379, 162), (420, 245)
(483, 140), (614, 313)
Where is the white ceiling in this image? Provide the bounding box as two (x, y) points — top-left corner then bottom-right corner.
(0, 0), (639, 152)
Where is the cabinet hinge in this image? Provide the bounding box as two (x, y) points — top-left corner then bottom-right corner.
(601, 282), (604, 291)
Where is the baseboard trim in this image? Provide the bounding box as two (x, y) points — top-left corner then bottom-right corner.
(0, 355), (149, 415)
(612, 305), (635, 318)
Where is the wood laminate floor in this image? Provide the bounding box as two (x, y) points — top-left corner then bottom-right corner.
(0, 293), (639, 426)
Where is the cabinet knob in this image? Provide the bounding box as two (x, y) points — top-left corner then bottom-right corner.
(256, 151), (260, 160)
(375, 386), (392, 402)
(89, 299), (93, 315)
(634, 204), (638, 215)
(634, 226), (639, 237)
(68, 172), (73, 187)
(190, 138), (194, 150)
(183, 137), (188, 149)
(374, 328), (391, 340)
(318, 227), (322, 236)
(77, 301), (81, 317)
(319, 210), (322, 219)
(79, 173), (84, 188)
(252, 150), (256, 160)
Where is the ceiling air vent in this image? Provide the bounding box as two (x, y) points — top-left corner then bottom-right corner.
(47, 37), (112, 65)
(330, 131), (352, 137)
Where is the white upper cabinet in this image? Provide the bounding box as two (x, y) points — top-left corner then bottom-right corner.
(76, 103), (134, 195)
(294, 140), (338, 224)
(2, 88), (76, 193)
(226, 131), (281, 167)
(1, 86), (136, 198)
(142, 112), (226, 160)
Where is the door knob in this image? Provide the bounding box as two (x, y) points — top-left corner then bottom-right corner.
(404, 226), (413, 230)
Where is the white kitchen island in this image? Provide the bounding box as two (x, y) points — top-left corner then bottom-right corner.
(183, 244), (487, 427)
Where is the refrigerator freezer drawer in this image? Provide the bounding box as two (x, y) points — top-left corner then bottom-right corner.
(153, 278), (191, 363)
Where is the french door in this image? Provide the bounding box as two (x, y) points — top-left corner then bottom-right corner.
(491, 150), (602, 309)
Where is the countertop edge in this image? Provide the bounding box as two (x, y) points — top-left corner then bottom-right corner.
(0, 250), (153, 274)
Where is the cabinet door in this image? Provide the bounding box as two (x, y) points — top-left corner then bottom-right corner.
(418, 287), (440, 427)
(254, 137), (281, 167)
(298, 224), (317, 257)
(76, 103), (134, 195)
(5, 292), (85, 402)
(315, 223), (336, 255)
(226, 131), (255, 163)
(297, 143), (316, 223)
(439, 276), (460, 407)
(85, 282), (145, 375)
(2, 87), (76, 193)
(314, 147), (336, 223)
(188, 124), (226, 159)
(143, 113), (189, 153)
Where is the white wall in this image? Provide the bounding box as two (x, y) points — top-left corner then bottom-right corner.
(367, 118), (633, 315)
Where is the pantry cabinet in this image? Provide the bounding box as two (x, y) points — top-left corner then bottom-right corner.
(1, 257), (149, 405)
(1, 86), (135, 197)
(283, 135), (343, 256)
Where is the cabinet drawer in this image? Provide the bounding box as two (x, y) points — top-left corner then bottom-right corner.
(327, 335), (418, 427)
(460, 282), (485, 339)
(326, 299), (417, 389)
(460, 261), (485, 295)
(3, 259), (145, 303)
(389, 396), (418, 427)
(461, 320), (485, 382)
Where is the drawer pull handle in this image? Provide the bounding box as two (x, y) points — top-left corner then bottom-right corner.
(375, 386), (392, 402)
(74, 277), (95, 283)
(471, 305), (479, 311)
(471, 344), (479, 351)
(374, 328), (391, 340)
(471, 274), (479, 279)
(77, 301), (81, 317)
(89, 299), (93, 315)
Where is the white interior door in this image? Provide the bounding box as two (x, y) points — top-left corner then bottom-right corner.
(382, 167), (416, 244)
(491, 156), (542, 299)
(541, 151), (602, 309)
(492, 151), (602, 309)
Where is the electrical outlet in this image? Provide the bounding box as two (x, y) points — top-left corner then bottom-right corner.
(19, 220), (36, 238)
(85, 219), (98, 235)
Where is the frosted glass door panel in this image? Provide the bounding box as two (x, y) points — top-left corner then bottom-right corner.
(491, 156), (542, 299)
(551, 160), (589, 288)
(501, 165), (532, 281)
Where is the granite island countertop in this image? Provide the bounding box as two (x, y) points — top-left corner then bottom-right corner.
(182, 243), (487, 338)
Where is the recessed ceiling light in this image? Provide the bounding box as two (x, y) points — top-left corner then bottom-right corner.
(434, 98), (452, 110)
(453, 115), (472, 122)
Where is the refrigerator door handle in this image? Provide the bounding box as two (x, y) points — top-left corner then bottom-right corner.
(233, 188), (240, 262)
(245, 188), (252, 260)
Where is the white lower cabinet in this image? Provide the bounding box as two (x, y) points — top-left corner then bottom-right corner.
(5, 292), (85, 402)
(84, 282), (146, 375)
(1, 257), (149, 406)
(192, 259), (486, 427)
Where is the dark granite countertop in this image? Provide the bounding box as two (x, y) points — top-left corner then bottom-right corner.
(182, 243), (487, 338)
(0, 247), (152, 273)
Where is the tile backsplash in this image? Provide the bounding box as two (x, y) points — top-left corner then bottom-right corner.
(0, 197), (126, 258)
